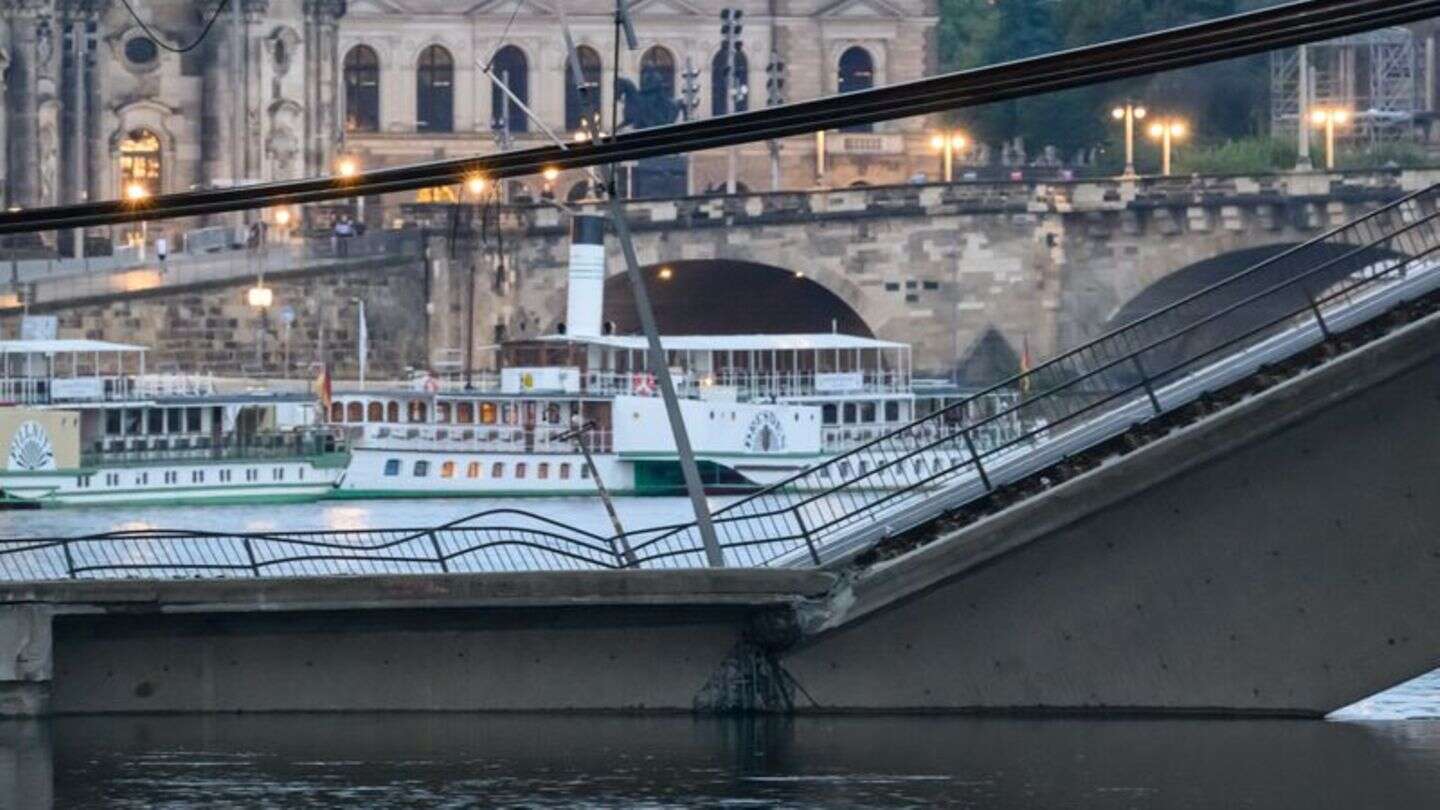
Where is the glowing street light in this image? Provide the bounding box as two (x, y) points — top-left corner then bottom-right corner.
(929, 130), (968, 183)
(1310, 108), (1350, 170)
(124, 184), (151, 260)
(465, 175), (488, 196)
(1147, 117), (1188, 176)
(1111, 102), (1148, 178)
(247, 285), (274, 308)
(335, 156), (363, 220)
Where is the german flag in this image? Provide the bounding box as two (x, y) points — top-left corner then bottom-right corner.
(314, 365), (333, 419)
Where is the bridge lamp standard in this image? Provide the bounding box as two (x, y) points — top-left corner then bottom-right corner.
(1310, 108), (1350, 171)
(335, 156), (363, 221)
(1111, 102), (1147, 179)
(1147, 118), (1188, 177)
(124, 183), (150, 260)
(929, 131), (968, 183)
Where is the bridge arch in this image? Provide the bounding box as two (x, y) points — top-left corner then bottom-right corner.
(1104, 241), (1406, 374)
(545, 260), (874, 337)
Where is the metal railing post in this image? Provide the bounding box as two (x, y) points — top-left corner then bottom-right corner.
(1305, 289), (1334, 341)
(1131, 355), (1163, 415)
(961, 428), (992, 492)
(242, 537), (260, 577)
(427, 531), (450, 573)
(61, 541), (76, 579)
(793, 507), (821, 566)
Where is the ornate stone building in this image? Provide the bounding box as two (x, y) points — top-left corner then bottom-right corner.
(0, 0), (940, 220)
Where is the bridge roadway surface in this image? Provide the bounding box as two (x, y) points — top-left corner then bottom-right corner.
(4, 296), (1440, 717)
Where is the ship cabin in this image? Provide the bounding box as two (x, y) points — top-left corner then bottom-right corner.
(0, 339), (334, 465)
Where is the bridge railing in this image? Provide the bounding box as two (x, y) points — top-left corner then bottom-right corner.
(5, 185), (1440, 580)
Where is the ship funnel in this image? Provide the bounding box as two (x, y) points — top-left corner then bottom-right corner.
(565, 214), (606, 338)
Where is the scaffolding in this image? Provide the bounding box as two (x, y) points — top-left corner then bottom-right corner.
(1271, 27), (1428, 145)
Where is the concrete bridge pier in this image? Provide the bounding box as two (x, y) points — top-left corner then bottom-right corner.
(0, 605), (50, 718)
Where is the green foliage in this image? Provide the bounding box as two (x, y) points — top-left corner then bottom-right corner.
(1337, 142), (1431, 170)
(1174, 138), (1300, 175)
(936, 1), (1292, 155)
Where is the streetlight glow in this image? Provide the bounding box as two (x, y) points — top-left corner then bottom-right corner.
(335, 157), (359, 178)
(930, 129), (969, 182)
(1310, 107), (1351, 169)
(466, 175), (487, 195)
(542, 167), (560, 182)
(247, 286), (274, 308)
(658, 267), (674, 280)
(273, 208), (291, 227)
(1146, 115), (1189, 176)
(125, 183), (149, 202)
(1110, 102), (1149, 178)
(930, 133), (946, 150)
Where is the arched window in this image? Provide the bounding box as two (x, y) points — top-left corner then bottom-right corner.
(343, 45), (380, 133)
(386, 401), (399, 422)
(711, 48), (748, 116)
(639, 46), (676, 100)
(330, 402), (344, 422)
(416, 44), (454, 133)
(118, 129), (162, 197)
(366, 402), (383, 421)
(489, 45), (529, 134)
(346, 401), (363, 422)
(837, 47), (875, 133)
(565, 45), (603, 132)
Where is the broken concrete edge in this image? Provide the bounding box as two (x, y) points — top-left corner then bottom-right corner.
(0, 568), (838, 615)
(806, 305), (1440, 637)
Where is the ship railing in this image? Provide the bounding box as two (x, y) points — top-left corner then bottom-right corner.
(80, 428), (346, 467)
(132, 373), (218, 399)
(575, 370), (911, 400)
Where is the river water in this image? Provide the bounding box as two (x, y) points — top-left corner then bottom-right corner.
(3, 498), (1440, 807)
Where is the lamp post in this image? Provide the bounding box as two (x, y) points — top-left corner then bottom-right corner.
(1147, 117), (1188, 176)
(1310, 108), (1350, 170)
(1111, 102), (1148, 178)
(464, 174), (487, 390)
(929, 130), (968, 183)
(125, 183), (149, 260)
(336, 156), (363, 221)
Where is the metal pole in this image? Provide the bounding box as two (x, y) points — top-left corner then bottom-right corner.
(563, 419), (634, 565)
(604, 164), (723, 566)
(1124, 106), (1136, 178)
(1162, 128), (1172, 176)
(726, 26), (738, 194)
(1297, 45), (1314, 170)
(943, 139), (954, 182)
(1326, 118), (1336, 170)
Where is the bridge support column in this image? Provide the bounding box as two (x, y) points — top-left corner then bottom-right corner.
(0, 605), (52, 718)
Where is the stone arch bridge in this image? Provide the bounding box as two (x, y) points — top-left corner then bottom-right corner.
(4, 171), (1437, 380)
(464, 170), (1439, 377)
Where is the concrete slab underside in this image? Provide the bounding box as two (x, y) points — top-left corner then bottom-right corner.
(783, 309), (1440, 715)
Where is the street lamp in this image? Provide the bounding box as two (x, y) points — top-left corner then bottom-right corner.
(1111, 102), (1148, 178)
(335, 156), (363, 221)
(1310, 108), (1350, 170)
(1147, 118), (1188, 176)
(929, 130), (968, 183)
(124, 183), (150, 260)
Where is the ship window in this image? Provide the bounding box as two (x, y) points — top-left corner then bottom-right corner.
(559, 463), (571, 480)
(298, 467), (305, 480)
(480, 402), (497, 424)
(367, 402), (383, 422)
(885, 401), (900, 422)
(861, 403), (876, 423)
(545, 403), (561, 424)
(537, 463), (549, 480)
(106, 410), (121, 434)
(167, 407), (183, 432)
(437, 402), (452, 423)
(843, 403), (857, 424)
(147, 409), (163, 434)
(467, 462), (480, 478)
(441, 460), (456, 478)
(192, 470), (203, 483)
(125, 409), (142, 434)
(491, 462), (504, 478)
(386, 401), (400, 422)
(273, 467), (284, 481)
(347, 402), (364, 422)
(413, 460), (429, 477)
(187, 408), (202, 432)
(581, 463), (592, 479)
(136, 472), (147, 485)
(822, 404), (837, 424)
(457, 402), (474, 423)
(501, 403), (516, 425)
(330, 402), (344, 422)
(409, 401), (428, 423)
(515, 462), (527, 479)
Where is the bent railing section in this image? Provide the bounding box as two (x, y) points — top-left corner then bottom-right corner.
(4, 184), (1440, 579)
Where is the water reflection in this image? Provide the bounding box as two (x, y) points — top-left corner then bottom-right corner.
(0, 713), (1434, 808)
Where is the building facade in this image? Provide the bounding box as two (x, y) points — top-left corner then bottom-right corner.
(0, 0), (940, 219)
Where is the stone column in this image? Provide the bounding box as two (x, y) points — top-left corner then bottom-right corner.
(85, 0), (104, 203)
(0, 605), (52, 718)
(62, 1), (93, 255)
(200, 0), (234, 185)
(5, 0), (47, 209)
(303, 0), (343, 176)
(242, 0), (268, 181)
